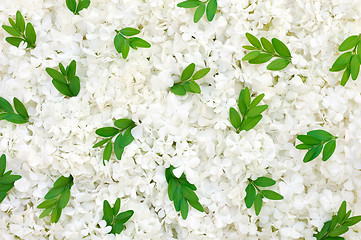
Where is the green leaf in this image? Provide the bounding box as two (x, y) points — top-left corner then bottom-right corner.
(316, 221), (332, 239)
(194, 4), (205, 23)
(295, 144), (312, 150)
(0, 192), (6, 203)
(261, 190), (283, 200)
(181, 63), (196, 81)
(25, 23), (36, 46)
(180, 197), (189, 219)
(121, 39), (130, 59)
(102, 200), (113, 225)
(337, 201), (346, 223)
(168, 177), (177, 201)
(240, 115), (262, 131)
(59, 63), (66, 75)
(52, 80), (73, 97)
(307, 130), (334, 141)
(229, 107), (241, 130)
(58, 188), (70, 208)
(46, 68), (67, 84)
(272, 38), (291, 58)
(0, 97), (14, 113)
(45, 186), (64, 199)
(189, 200), (204, 212)
(114, 34), (124, 53)
(103, 141), (112, 163)
(0, 183), (14, 192)
(330, 52), (352, 72)
(248, 53), (273, 64)
(128, 37), (151, 48)
(113, 198), (121, 215)
(303, 145), (323, 163)
(114, 119), (134, 130)
(53, 176), (71, 188)
(242, 45), (258, 50)
(77, 0), (91, 12)
(341, 68), (351, 86)
(114, 134), (124, 160)
(245, 184), (256, 208)
(39, 208), (53, 219)
(350, 54), (360, 80)
(178, 178), (197, 190)
(177, 0), (202, 8)
(328, 226), (349, 237)
(344, 216), (361, 226)
(245, 33), (261, 49)
(254, 193), (263, 215)
(339, 35), (359, 52)
(182, 186), (199, 202)
(238, 89), (247, 115)
(119, 27), (140, 37)
(95, 127), (119, 137)
(322, 140), (336, 161)
(5, 37), (24, 47)
(38, 199), (56, 209)
(16, 11), (25, 33)
(297, 135), (322, 145)
(116, 210), (134, 224)
(2, 113), (28, 124)
(244, 87), (251, 107)
(69, 76), (80, 96)
(254, 177), (276, 187)
(192, 68), (210, 80)
(186, 81), (201, 93)
(2, 25), (21, 37)
(51, 207), (62, 223)
(206, 0), (217, 21)
(242, 51), (261, 61)
(13, 97), (28, 119)
(66, 0), (77, 12)
(246, 105), (268, 118)
(260, 37), (275, 53)
(111, 222), (124, 234)
(0, 154), (6, 176)
(250, 93), (265, 107)
(67, 60), (76, 80)
(171, 83), (187, 96)
(0, 174), (21, 184)
(267, 58), (291, 71)
(8, 18), (17, 30)
(120, 128), (134, 147)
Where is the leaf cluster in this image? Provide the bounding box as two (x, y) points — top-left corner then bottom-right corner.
(93, 119), (136, 165)
(242, 33), (292, 71)
(314, 201), (361, 240)
(66, 0), (91, 15)
(330, 34), (361, 86)
(46, 60), (80, 97)
(165, 165), (204, 220)
(37, 175), (73, 223)
(0, 154), (22, 203)
(177, 0), (217, 23)
(114, 28), (151, 59)
(103, 198), (134, 235)
(171, 63), (210, 96)
(296, 130), (337, 163)
(229, 87), (268, 133)
(245, 177), (283, 216)
(0, 97), (29, 124)
(2, 11), (36, 49)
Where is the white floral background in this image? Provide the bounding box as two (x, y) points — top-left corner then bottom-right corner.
(0, 0), (361, 239)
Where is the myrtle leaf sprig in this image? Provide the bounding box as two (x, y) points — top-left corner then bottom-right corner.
(102, 198), (134, 235)
(0, 154), (22, 203)
(165, 165), (204, 219)
(2, 11), (36, 48)
(0, 97), (29, 124)
(296, 130), (337, 163)
(330, 34), (361, 86)
(93, 119), (136, 165)
(177, 0), (217, 23)
(46, 60), (80, 97)
(114, 28), (151, 59)
(66, 0), (90, 15)
(314, 201), (361, 240)
(37, 175), (73, 223)
(170, 63), (210, 96)
(245, 177), (283, 216)
(229, 87), (268, 133)
(242, 33), (292, 71)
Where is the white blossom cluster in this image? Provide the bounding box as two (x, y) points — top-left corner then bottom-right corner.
(0, 0), (361, 239)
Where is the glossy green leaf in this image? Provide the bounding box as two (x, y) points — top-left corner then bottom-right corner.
(254, 177), (276, 187)
(238, 89), (247, 115)
(39, 208), (53, 218)
(0, 154), (6, 176)
(171, 84), (187, 96)
(77, 0), (91, 12)
(246, 105), (268, 118)
(261, 37), (274, 53)
(245, 184), (256, 208)
(254, 194), (263, 215)
(93, 139), (110, 148)
(119, 27), (140, 37)
(297, 135), (322, 145)
(111, 222), (124, 234)
(0, 183), (14, 192)
(181, 63), (196, 81)
(95, 127), (119, 137)
(128, 37), (151, 48)
(267, 58), (291, 70)
(303, 145), (323, 163)
(2, 113), (28, 124)
(16, 11), (25, 32)
(295, 144), (312, 150)
(240, 115), (262, 131)
(261, 190), (283, 200)
(114, 34), (124, 53)
(0, 97), (14, 113)
(322, 140), (336, 161)
(46, 68), (67, 84)
(53, 176), (71, 188)
(13, 97), (28, 119)
(341, 68), (350, 86)
(103, 141), (112, 163)
(116, 210), (134, 224)
(25, 23), (36, 46)
(182, 186), (199, 202)
(350, 54), (360, 80)
(121, 39), (130, 59)
(248, 53), (273, 64)
(103, 200), (113, 225)
(180, 197), (189, 219)
(114, 119), (134, 130)
(2, 25), (21, 37)
(194, 4), (205, 23)
(120, 128), (134, 147)
(192, 68), (210, 80)
(0, 174), (21, 185)
(330, 52), (352, 72)
(344, 216), (361, 226)
(229, 107), (241, 130)
(113, 198), (121, 215)
(206, 0), (217, 21)
(114, 134), (124, 160)
(242, 51), (261, 61)
(66, 0), (77, 12)
(58, 188), (70, 208)
(69, 76), (80, 96)
(339, 35), (359, 52)
(242, 45), (258, 50)
(177, 0), (202, 8)
(5, 37), (24, 47)
(245, 33), (261, 49)
(307, 130), (334, 141)
(272, 38), (291, 57)
(337, 201), (346, 223)
(44, 186), (64, 199)
(250, 93), (264, 107)
(328, 226), (349, 237)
